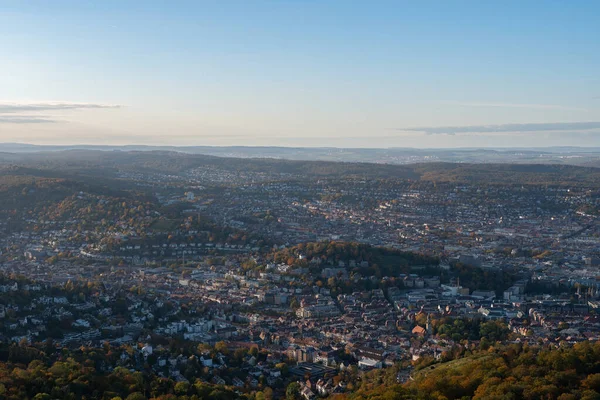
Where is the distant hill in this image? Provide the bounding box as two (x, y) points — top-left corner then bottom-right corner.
(413, 162), (600, 186)
(4, 143), (600, 165)
(0, 150), (419, 179)
(2, 150), (600, 187)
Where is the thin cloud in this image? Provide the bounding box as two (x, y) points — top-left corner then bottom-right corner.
(399, 122), (600, 135)
(444, 101), (587, 111)
(0, 102), (121, 114)
(0, 101), (121, 124)
(0, 116), (59, 124)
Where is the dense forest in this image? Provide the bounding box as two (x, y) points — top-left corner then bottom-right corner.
(449, 262), (515, 296)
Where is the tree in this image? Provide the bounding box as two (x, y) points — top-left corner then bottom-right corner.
(290, 297), (300, 310)
(125, 393), (146, 400)
(215, 341), (229, 355)
(286, 382), (301, 400)
(234, 348), (247, 363)
(175, 381), (190, 395)
(581, 391), (600, 400)
(275, 362), (289, 376)
(263, 387), (274, 400)
(583, 374), (600, 392)
(558, 321), (570, 330)
(479, 320), (509, 342)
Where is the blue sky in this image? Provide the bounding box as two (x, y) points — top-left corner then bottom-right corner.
(0, 0), (599, 147)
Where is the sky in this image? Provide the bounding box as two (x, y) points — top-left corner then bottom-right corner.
(0, 0), (599, 148)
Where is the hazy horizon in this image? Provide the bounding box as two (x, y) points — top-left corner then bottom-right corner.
(4, 141), (600, 152)
(1, 1), (599, 147)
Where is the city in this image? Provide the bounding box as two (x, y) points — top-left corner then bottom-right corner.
(1, 0), (599, 398)
(1, 150), (600, 399)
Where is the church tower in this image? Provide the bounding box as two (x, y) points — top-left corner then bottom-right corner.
(426, 314), (432, 335)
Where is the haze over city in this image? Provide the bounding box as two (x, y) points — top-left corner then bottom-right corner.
(1, 0), (599, 148)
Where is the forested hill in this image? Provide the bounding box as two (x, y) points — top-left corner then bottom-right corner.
(271, 241), (439, 277)
(344, 341), (600, 400)
(413, 162), (600, 186)
(2, 150), (600, 186)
